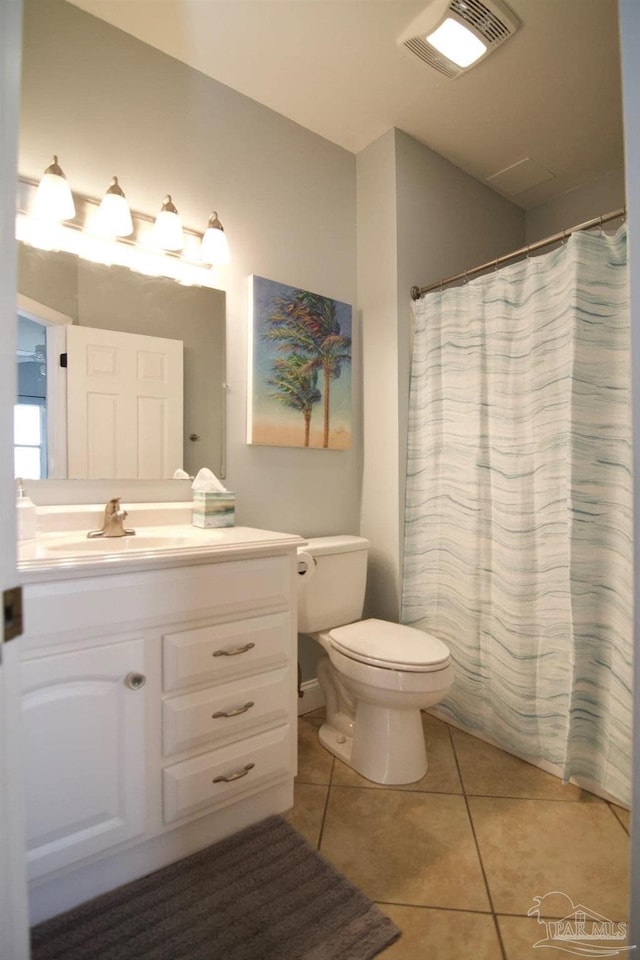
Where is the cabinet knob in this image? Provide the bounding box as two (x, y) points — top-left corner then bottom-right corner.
(213, 762), (255, 784)
(212, 642), (255, 658)
(124, 671), (146, 690)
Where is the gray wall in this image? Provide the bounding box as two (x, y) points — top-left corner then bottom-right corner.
(358, 129), (525, 622)
(19, 0), (360, 538)
(525, 169), (626, 243)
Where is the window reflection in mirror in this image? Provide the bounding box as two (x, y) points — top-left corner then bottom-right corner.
(16, 313), (47, 478)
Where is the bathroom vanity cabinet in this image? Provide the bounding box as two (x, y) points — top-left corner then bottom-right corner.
(18, 526), (302, 924)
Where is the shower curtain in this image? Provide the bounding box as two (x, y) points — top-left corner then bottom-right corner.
(402, 225), (632, 805)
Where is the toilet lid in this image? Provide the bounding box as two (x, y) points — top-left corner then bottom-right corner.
(329, 618), (450, 671)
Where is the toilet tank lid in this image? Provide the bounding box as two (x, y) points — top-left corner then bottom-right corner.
(300, 535), (369, 556)
(329, 618), (450, 668)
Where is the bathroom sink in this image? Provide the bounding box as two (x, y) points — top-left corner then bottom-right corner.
(41, 531), (222, 556)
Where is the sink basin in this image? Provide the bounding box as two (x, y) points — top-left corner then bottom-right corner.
(40, 530), (222, 557)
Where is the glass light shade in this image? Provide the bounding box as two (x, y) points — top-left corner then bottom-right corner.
(427, 17), (487, 68)
(199, 211), (230, 265)
(96, 177), (133, 237)
(153, 195), (184, 251)
(33, 156), (76, 222)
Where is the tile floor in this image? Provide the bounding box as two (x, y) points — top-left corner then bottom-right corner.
(286, 709), (631, 960)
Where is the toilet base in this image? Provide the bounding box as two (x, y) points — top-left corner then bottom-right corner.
(318, 703), (428, 785)
(318, 722), (353, 766)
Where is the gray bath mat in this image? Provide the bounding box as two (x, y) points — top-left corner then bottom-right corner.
(31, 814), (400, 960)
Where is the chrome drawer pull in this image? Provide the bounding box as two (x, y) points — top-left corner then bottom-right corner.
(212, 701), (255, 719)
(124, 672), (146, 690)
(212, 642), (255, 657)
(213, 762), (255, 784)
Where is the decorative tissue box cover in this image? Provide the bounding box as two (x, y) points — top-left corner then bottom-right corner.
(192, 491), (235, 527)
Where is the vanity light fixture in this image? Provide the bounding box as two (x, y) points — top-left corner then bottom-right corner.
(153, 195), (184, 251)
(96, 176), (133, 238)
(32, 155), (76, 222)
(18, 170), (227, 289)
(199, 211), (230, 265)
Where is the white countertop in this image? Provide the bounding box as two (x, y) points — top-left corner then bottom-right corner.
(18, 506), (304, 583)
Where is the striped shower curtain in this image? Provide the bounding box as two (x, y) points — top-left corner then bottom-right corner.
(402, 225), (632, 805)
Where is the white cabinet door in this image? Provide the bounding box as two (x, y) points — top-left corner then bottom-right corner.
(66, 325), (183, 479)
(22, 637), (146, 879)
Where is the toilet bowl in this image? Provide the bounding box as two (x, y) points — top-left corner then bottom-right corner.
(297, 537), (453, 785)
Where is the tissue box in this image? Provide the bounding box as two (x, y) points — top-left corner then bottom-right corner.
(192, 491), (235, 528)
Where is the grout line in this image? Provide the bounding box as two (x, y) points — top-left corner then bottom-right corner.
(606, 800), (631, 836)
(463, 791), (609, 804)
(374, 899), (493, 916)
(316, 755), (335, 850)
(449, 723), (508, 960)
(321, 782), (463, 796)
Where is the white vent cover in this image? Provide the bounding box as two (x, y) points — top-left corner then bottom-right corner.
(399, 0), (520, 78)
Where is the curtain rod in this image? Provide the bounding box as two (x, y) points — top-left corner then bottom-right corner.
(410, 207), (626, 301)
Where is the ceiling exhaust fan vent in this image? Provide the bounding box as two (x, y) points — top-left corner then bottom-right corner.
(400, 0), (520, 79)
(450, 0), (512, 44)
(404, 35), (460, 78)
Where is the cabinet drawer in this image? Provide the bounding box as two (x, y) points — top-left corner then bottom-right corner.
(163, 612), (290, 692)
(162, 725), (291, 824)
(162, 668), (290, 756)
(23, 554), (292, 647)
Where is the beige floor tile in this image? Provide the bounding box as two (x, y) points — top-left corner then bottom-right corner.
(380, 905), (503, 959)
(469, 797), (629, 919)
(296, 716), (334, 784)
(498, 913), (635, 960)
(283, 782), (328, 848)
(452, 728), (601, 802)
(610, 803), (631, 832)
(320, 786), (490, 912)
(331, 713), (463, 794)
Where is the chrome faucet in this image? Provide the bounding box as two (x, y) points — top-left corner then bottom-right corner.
(87, 498), (136, 538)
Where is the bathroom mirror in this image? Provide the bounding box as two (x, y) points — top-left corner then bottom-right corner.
(16, 241), (226, 480)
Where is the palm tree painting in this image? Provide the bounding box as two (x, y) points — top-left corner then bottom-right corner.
(248, 276), (352, 449)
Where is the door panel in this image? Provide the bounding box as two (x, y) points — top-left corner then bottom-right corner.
(66, 325), (183, 478)
(22, 637), (146, 879)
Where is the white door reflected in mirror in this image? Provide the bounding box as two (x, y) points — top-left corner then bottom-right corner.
(16, 300), (184, 480)
(66, 325), (183, 479)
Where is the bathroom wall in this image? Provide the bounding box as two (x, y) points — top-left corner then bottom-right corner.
(19, 0), (360, 539)
(525, 168), (626, 243)
(358, 129), (526, 622)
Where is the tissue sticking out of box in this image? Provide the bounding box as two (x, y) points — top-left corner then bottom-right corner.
(191, 468), (234, 528)
(192, 467), (228, 493)
(173, 468), (191, 479)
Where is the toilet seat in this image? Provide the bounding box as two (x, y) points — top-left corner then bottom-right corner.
(328, 618), (450, 673)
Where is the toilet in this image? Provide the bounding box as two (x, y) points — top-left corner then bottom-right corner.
(297, 535), (453, 785)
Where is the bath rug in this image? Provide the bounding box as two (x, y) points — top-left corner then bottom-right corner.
(31, 814), (400, 960)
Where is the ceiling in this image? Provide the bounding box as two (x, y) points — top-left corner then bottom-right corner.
(68, 0), (624, 210)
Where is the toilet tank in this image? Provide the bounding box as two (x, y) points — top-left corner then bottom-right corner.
(297, 535), (369, 633)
